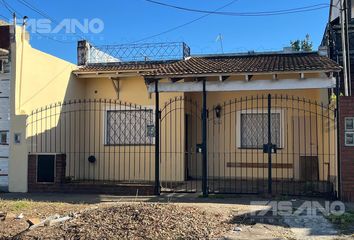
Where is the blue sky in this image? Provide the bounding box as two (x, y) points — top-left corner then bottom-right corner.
(0, 0), (330, 63)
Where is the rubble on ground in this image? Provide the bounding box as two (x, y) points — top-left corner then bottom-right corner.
(3, 203), (230, 240)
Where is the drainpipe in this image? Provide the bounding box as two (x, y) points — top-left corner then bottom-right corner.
(336, 74), (342, 200)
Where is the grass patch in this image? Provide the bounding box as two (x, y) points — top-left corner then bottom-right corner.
(9, 200), (31, 211)
(327, 210), (354, 233)
(0, 199), (33, 212)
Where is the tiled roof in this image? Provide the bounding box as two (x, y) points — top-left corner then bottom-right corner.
(73, 61), (176, 73)
(143, 52), (341, 77)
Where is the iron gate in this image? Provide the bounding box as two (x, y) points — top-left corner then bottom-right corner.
(160, 94), (337, 197)
(160, 97), (203, 192)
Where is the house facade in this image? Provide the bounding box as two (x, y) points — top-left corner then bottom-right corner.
(322, 0), (354, 94)
(8, 35), (341, 197)
(5, 23), (343, 197)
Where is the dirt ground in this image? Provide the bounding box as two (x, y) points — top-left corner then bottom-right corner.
(0, 196), (353, 240)
(0, 200), (234, 240)
(0, 200), (88, 239)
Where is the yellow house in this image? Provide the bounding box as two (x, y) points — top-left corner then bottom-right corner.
(7, 26), (341, 197)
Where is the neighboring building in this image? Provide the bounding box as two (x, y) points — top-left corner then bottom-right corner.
(0, 24), (11, 190)
(8, 23), (77, 193)
(6, 24), (342, 197)
(322, 0), (354, 94)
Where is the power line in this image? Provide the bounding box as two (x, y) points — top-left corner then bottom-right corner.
(145, 0), (330, 16)
(133, 0), (239, 43)
(1, 1), (77, 44)
(0, 13), (10, 21)
(15, 0), (85, 40)
(16, 0), (55, 21)
(1, 0), (22, 17)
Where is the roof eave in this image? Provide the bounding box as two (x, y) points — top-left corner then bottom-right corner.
(143, 69), (341, 79)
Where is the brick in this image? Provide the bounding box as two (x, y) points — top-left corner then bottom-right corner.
(27, 153), (154, 196)
(339, 96), (354, 202)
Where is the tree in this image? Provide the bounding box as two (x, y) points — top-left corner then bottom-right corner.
(290, 34), (313, 52)
(290, 40), (301, 51)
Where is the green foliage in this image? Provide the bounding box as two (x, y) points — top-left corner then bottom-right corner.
(291, 34), (313, 52)
(327, 211), (354, 229)
(290, 40), (301, 51)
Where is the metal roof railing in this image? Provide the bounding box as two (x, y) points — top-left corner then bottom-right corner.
(87, 42), (190, 64)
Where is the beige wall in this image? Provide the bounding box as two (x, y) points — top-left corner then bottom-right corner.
(24, 72), (337, 187)
(12, 38), (337, 191)
(185, 87), (336, 182)
(26, 76), (186, 183)
(9, 26), (79, 192)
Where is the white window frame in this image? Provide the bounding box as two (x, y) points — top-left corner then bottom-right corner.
(103, 105), (155, 146)
(344, 117), (354, 146)
(345, 117), (354, 131)
(236, 109), (285, 149)
(345, 132), (354, 147)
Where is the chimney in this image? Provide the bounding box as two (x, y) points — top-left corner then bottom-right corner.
(318, 46), (328, 57)
(77, 40), (90, 66)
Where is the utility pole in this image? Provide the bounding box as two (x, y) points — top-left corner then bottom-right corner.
(340, 0), (351, 96)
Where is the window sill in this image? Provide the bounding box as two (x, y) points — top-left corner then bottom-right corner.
(237, 147), (284, 150)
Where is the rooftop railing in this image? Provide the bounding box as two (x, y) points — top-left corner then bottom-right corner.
(87, 42), (190, 64)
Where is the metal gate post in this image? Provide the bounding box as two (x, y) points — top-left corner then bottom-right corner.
(202, 79), (208, 197)
(267, 94), (272, 194)
(336, 74), (341, 199)
(154, 79), (160, 195)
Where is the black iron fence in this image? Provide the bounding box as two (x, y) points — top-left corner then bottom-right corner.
(207, 95), (337, 197)
(27, 94), (338, 197)
(159, 94), (337, 197)
(27, 99), (156, 184)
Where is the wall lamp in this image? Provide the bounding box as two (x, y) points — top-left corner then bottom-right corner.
(215, 105), (222, 119)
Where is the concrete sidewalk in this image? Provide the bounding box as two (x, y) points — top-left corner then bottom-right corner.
(0, 192), (266, 205)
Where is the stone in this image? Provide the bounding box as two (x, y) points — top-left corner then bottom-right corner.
(0, 212), (6, 221)
(233, 226), (242, 232)
(27, 218), (42, 226)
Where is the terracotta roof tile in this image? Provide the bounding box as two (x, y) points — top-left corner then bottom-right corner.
(143, 52), (341, 77)
(73, 61), (176, 73)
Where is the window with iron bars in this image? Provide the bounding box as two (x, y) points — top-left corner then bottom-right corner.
(240, 113), (281, 149)
(106, 109), (155, 145)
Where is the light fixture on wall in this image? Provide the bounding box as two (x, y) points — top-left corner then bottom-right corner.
(215, 105), (222, 119)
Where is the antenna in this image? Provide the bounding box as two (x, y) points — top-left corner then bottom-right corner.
(216, 33), (224, 53)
